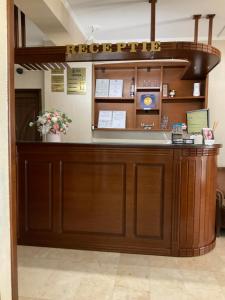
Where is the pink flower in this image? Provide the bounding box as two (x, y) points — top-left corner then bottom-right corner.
(53, 124), (59, 131)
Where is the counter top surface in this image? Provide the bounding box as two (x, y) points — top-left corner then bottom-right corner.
(17, 141), (222, 149)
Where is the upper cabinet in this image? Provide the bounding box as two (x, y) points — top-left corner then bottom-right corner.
(92, 62), (207, 131)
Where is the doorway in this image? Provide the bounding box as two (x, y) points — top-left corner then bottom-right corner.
(15, 89), (42, 141)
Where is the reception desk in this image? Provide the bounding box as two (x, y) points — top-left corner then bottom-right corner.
(17, 142), (221, 257)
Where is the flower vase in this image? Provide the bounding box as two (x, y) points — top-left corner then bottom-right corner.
(46, 132), (61, 142)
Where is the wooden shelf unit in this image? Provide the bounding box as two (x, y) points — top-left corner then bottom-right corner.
(92, 62), (207, 131)
(162, 96), (205, 100)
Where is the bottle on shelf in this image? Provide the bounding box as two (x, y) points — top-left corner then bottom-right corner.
(130, 77), (135, 97)
(160, 115), (169, 130)
(193, 82), (201, 96)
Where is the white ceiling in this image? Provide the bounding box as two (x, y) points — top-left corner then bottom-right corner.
(66, 0), (225, 42)
(26, 17), (48, 46)
(24, 0), (225, 45)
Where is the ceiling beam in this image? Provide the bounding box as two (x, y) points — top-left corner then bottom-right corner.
(206, 14), (216, 45)
(149, 0), (157, 41)
(14, 0), (86, 45)
(193, 15), (202, 43)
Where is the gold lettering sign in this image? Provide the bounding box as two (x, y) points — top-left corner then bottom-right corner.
(116, 43), (127, 52)
(89, 43), (100, 54)
(127, 42), (139, 53)
(51, 69), (64, 92)
(67, 68), (86, 95)
(78, 44), (88, 54)
(102, 43), (112, 52)
(66, 41), (161, 55)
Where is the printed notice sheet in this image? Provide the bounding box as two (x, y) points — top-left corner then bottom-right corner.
(98, 110), (113, 128)
(95, 79), (110, 97)
(108, 80), (123, 97)
(98, 110), (126, 129)
(112, 111), (126, 128)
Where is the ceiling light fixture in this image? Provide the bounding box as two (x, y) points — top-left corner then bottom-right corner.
(86, 24), (101, 44)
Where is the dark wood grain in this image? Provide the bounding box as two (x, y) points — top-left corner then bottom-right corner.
(206, 14), (216, 46)
(93, 63), (207, 131)
(193, 15), (201, 43)
(135, 163), (169, 241)
(9, 0), (18, 299)
(173, 148), (218, 256)
(24, 161), (53, 231)
(15, 89), (42, 141)
(149, 0), (157, 41)
(61, 162), (126, 235)
(21, 11), (26, 47)
(14, 5), (19, 48)
(17, 142), (220, 257)
(15, 42), (221, 80)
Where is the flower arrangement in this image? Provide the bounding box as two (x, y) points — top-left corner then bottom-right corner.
(29, 110), (72, 135)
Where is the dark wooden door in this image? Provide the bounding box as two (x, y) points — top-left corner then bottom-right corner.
(15, 89), (42, 141)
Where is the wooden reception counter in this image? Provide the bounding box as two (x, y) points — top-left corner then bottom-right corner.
(17, 142), (221, 257)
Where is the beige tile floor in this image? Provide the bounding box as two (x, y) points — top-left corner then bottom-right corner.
(18, 236), (225, 300)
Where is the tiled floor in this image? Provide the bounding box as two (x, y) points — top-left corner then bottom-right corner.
(18, 236), (225, 300)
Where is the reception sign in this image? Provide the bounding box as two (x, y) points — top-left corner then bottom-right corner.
(66, 41), (161, 55)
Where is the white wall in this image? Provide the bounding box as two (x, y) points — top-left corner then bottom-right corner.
(208, 41), (225, 167)
(15, 66), (44, 106)
(15, 65), (44, 89)
(0, 0), (13, 299)
(44, 62), (171, 144)
(44, 62), (93, 142)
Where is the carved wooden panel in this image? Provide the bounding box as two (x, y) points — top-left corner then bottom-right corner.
(135, 164), (164, 239)
(24, 160), (53, 231)
(17, 143), (221, 256)
(61, 162), (126, 235)
(176, 153), (217, 256)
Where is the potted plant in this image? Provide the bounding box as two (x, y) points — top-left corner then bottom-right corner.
(29, 110), (72, 142)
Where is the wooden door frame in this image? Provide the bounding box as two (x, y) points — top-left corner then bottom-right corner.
(8, 0), (18, 299)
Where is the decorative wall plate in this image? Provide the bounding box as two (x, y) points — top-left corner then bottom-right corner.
(140, 94), (156, 109)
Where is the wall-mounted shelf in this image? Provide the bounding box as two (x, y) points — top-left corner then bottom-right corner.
(162, 96), (205, 100)
(93, 62), (207, 131)
(136, 87), (161, 91)
(136, 109), (160, 112)
(95, 97), (135, 103)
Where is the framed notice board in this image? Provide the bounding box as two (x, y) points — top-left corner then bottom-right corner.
(67, 67), (86, 95)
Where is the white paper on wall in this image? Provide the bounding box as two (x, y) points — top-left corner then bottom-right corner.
(98, 110), (126, 129)
(112, 111), (126, 128)
(108, 80), (123, 97)
(95, 79), (110, 97)
(98, 110), (113, 128)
